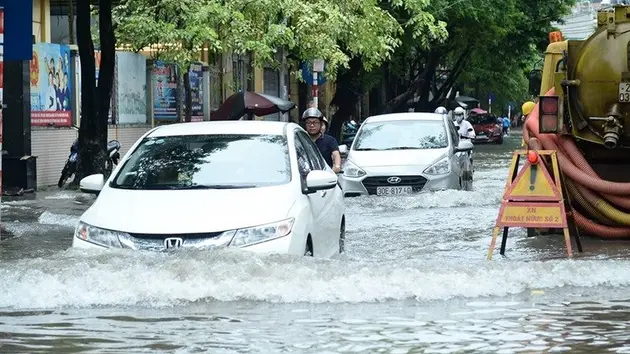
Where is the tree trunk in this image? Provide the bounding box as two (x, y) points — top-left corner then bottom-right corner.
(184, 67), (192, 122)
(75, 0), (101, 181)
(383, 54), (439, 113)
(97, 0), (116, 147)
(68, 0), (75, 45)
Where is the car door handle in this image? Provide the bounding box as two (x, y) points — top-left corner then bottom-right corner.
(321, 191), (327, 198)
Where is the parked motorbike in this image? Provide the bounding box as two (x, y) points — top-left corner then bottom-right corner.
(341, 120), (359, 147)
(58, 139), (122, 188)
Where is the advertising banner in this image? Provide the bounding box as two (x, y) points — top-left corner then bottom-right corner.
(30, 43), (72, 126)
(0, 6), (4, 198)
(187, 63), (204, 122)
(153, 60), (177, 120)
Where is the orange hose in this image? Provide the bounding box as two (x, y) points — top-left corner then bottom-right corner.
(524, 87), (630, 238)
(574, 210), (630, 238)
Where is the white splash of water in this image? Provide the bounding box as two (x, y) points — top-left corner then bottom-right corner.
(0, 248), (628, 309)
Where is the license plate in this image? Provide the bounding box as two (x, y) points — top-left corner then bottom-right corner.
(478, 133), (486, 137)
(376, 186), (412, 196)
(619, 83), (630, 102)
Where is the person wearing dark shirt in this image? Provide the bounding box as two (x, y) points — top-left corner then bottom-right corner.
(301, 108), (341, 173)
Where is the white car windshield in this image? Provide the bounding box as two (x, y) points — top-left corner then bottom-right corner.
(111, 134), (291, 190)
(353, 120), (448, 151)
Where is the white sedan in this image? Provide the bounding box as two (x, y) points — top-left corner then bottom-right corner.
(73, 121), (346, 258)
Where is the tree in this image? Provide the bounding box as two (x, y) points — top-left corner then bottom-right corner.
(75, 0), (116, 182)
(330, 0), (575, 122)
(113, 0), (444, 127)
(113, 0), (228, 122)
(456, 0), (576, 115)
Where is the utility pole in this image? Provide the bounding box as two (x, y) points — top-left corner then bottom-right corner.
(312, 59), (324, 108)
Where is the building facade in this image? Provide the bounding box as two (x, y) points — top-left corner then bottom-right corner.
(27, 0), (336, 187)
(553, 0), (598, 40)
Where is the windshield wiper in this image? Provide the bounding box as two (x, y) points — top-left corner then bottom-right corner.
(384, 146), (422, 150)
(177, 184), (257, 190)
(354, 148), (379, 151)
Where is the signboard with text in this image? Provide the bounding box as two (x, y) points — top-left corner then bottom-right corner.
(152, 61), (178, 121)
(30, 43), (73, 126)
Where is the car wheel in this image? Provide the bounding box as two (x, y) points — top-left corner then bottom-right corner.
(339, 219), (346, 254)
(304, 237), (313, 257)
(462, 161), (474, 191)
(462, 171), (473, 191)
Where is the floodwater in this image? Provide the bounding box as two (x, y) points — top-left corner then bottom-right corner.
(3, 131), (630, 353)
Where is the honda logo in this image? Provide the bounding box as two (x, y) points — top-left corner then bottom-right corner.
(164, 237), (183, 249)
(387, 176), (402, 184)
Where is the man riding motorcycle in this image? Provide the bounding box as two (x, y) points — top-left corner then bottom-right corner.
(301, 107), (342, 173)
(453, 107), (475, 139)
(452, 106), (475, 171)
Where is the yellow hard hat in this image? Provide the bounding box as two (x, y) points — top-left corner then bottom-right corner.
(522, 101), (536, 116)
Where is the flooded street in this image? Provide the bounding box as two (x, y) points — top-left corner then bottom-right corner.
(3, 132), (630, 353)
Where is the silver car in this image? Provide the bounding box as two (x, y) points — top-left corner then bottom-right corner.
(339, 113), (474, 197)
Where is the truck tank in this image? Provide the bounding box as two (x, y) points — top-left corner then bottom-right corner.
(526, 4), (630, 238)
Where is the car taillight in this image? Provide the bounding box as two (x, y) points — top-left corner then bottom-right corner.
(539, 95), (559, 133)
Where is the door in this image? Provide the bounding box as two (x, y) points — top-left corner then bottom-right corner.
(296, 131), (340, 255)
(294, 134), (328, 256)
(295, 131), (340, 256)
(446, 119), (465, 184)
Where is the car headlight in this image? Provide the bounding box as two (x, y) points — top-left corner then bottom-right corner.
(343, 160), (366, 178)
(229, 218), (295, 247)
(75, 221), (129, 248)
(424, 156), (451, 175)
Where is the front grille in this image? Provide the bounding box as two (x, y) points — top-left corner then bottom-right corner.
(128, 231), (224, 240)
(362, 175), (427, 195)
(123, 231), (230, 251)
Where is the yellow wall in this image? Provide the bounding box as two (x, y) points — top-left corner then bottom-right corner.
(33, 0), (51, 43)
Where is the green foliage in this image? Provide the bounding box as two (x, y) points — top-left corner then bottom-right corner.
(112, 0), (224, 70)
(375, 0), (575, 111)
(446, 0), (576, 110)
(111, 0), (445, 78)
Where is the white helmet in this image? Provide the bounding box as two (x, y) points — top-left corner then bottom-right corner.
(454, 107), (465, 123)
(435, 106), (447, 114)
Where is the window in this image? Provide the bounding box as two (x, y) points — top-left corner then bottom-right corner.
(296, 131), (326, 170)
(353, 120), (448, 151)
(111, 134), (291, 190)
(294, 136), (313, 177)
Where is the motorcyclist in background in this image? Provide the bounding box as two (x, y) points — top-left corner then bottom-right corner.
(435, 106), (448, 115)
(453, 107), (476, 139)
(453, 106), (475, 170)
(301, 108), (342, 173)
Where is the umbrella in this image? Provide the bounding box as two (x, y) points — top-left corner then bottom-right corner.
(455, 95), (480, 106)
(211, 91), (296, 121)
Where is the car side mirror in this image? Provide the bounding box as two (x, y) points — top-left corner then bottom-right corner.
(339, 144), (348, 154)
(455, 139), (474, 153)
(80, 174), (105, 194)
(304, 170), (338, 194)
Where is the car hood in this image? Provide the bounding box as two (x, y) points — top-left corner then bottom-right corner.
(81, 185), (295, 234)
(348, 148), (448, 168)
(474, 123), (499, 131)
